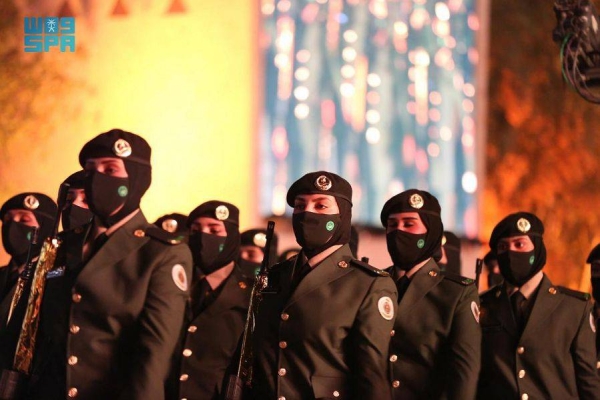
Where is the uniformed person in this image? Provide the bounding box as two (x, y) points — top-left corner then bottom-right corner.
(165, 201), (252, 400)
(483, 250), (503, 290)
(28, 129), (193, 400)
(238, 228), (278, 278)
(438, 230), (461, 275)
(154, 213), (188, 235)
(61, 171), (93, 231)
(0, 192), (57, 367)
(586, 244), (600, 371)
(278, 247), (301, 262)
(381, 189), (481, 399)
(478, 211), (600, 399)
(251, 171), (397, 400)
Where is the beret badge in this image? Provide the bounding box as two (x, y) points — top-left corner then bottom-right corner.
(314, 175), (332, 191)
(215, 205), (230, 221)
(23, 195), (40, 210)
(113, 138), (132, 158)
(253, 232), (267, 248)
(409, 194), (424, 209)
(162, 218), (178, 233)
(516, 218), (531, 234)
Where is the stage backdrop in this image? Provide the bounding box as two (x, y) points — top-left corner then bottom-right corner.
(258, 0), (486, 238)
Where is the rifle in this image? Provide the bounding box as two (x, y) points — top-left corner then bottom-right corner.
(224, 221), (275, 400)
(0, 183), (70, 400)
(6, 228), (39, 325)
(474, 258), (484, 290)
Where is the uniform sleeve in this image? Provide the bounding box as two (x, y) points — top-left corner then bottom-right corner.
(350, 276), (397, 400)
(120, 244), (193, 400)
(572, 300), (600, 399)
(444, 284), (481, 400)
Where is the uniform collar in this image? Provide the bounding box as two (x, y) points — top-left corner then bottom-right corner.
(506, 270), (544, 300)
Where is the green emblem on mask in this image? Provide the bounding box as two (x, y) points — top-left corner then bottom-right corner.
(26, 231), (32, 241)
(326, 221), (335, 231)
(219, 243), (224, 252)
(529, 255), (535, 265)
(118, 186), (128, 197)
(417, 239), (425, 248)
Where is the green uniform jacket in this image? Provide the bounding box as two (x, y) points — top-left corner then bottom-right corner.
(165, 265), (252, 400)
(28, 211), (193, 400)
(389, 259), (481, 400)
(478, 275), (600, 400)
(251, 244), (397, 400)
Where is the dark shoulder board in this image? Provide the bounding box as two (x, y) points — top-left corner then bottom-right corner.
(557, 286), (591, 301)
(442, 272), (475, 286)
(143, 226), (185, 245)
(349, 259), (390, 277)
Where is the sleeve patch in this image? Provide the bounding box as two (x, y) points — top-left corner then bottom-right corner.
(471, 301), (480, 324)
(378, 296), (394, 320)
(171, 264), (188, 291)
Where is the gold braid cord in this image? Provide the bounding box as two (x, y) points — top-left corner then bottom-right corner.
(13, 237), (60, 374)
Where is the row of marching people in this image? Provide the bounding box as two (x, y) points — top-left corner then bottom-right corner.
(0, 128), (598, 400)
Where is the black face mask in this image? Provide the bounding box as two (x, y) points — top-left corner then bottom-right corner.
(62, 204), (93, 231)
(497, 250), (537, 287)
(85, 171), (129, 221)
(239, 259), (262, 278)
(386, 230), (429, 271)
(188, 232), (228, 275)
(2, 221), (36, 264)
(292, 212), (342, 255)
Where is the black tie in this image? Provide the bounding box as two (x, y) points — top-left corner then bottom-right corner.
(511, 291), (526, 334)
(396, 276), (411, 303)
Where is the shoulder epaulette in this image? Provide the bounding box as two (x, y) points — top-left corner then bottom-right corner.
(442, 272), (475, 286)
(557, 286), (591, 301)
(349, 259), (390, 277)
(142, 226), (185, 245)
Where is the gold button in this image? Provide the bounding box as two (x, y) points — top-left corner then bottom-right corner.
(182, 349), (192, 357)
(517, 347), (525, 354)
(281, 313), (289, 321)
(278, 368), (286, 376)
(428, 270), (438, 277)
(188, 325), (197, 333)
(390, 329), (395, 337)
(239, 281), (248, 289)
(548, 287), (557, 295)
(597, 361), (600, 369)
(495, 290), (501, 298)
(67, 387), (78, 398)
(338, 261), (348, 269)
(521, 394), (528, 400)
(134, 229), (145, 237)
(333, 390), (340, 397)
(68, 355), (78, 365)
(72, 293), (82, 303)
(518, 370), (526, 379)
(392, 380), (400, 388)
(279, 341), (288, 349)
(70, 325), (80, 334)
(278, 397), (286, 400)
(389, 354), (398, 362)
(180, 374), (189, 381)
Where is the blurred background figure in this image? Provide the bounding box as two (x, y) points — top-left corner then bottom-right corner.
(438, 231), (462, 275)
(154, 212), (189, 242)
(61, 170), (92, 231)
(239, 228), (278, 278)
(278, 247), (301, 263)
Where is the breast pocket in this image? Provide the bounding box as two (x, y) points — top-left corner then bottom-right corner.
(311, 375), (348, 400)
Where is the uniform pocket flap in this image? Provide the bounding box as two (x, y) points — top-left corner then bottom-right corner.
(311, 375), (348, 399)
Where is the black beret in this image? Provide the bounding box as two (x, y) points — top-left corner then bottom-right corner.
(286, 171), (352, 207)
(154, 213), (188, 234)
(586, 244), (600, 263)
(63, 170), (86, 189)
(442, 231), (461, 252)
(187, 201), (239, 227)
(489, 211), (544, 250)
(79, 129), (151, 167)
(0, 192), (57, 222)
(241, 228), (276, 248)
(380, 189), (441, 227)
